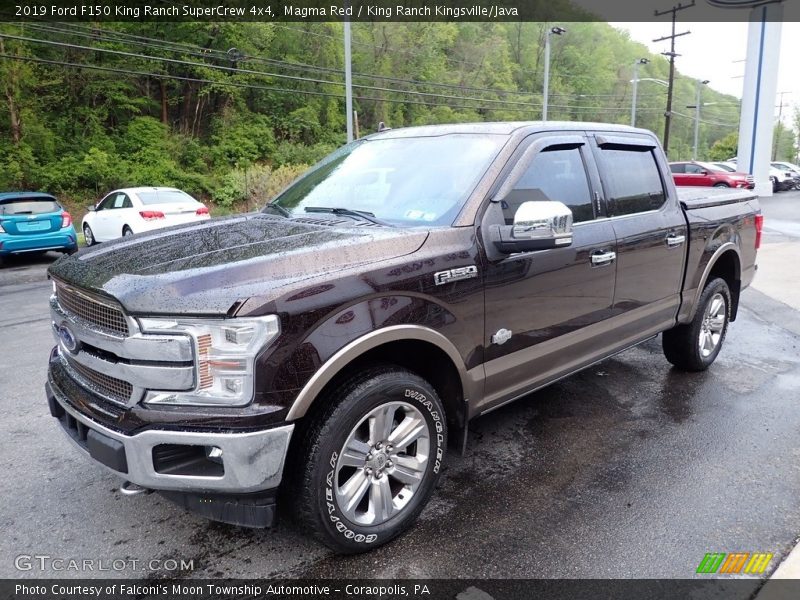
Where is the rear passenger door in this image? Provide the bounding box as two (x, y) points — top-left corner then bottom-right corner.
(590, 134), (687, 333)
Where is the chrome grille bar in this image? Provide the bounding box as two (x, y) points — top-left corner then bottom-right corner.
(54, 281), (129, 336)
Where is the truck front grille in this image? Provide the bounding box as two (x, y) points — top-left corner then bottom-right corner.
(64, 355), (132, 405)
(55, 282), (129, 336)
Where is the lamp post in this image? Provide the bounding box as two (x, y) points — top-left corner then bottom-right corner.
(543, 26), (566, 121)
(689, 79), (710, 159)
(631, 58), (650, 127)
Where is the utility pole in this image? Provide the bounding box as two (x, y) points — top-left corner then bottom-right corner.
(654, 1), (694, 155)
(773, 91), (790, 161)
(343, 9), (353, 143)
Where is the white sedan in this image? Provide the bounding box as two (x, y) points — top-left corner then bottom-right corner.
(82, 187), (210, 245)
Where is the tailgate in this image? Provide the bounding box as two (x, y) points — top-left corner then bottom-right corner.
(0, 197), (63, 235)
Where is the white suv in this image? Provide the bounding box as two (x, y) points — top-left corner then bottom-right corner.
(82, 187), (210, 245)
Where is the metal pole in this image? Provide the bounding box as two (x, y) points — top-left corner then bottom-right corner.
(344, 19), (353, 143)
(663, 13), (677, 154)
(543, 32), (551, 121)
(631, 62), (640, 127)
(693, 80), (701, 160)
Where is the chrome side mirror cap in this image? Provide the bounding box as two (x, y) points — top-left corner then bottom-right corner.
(511, 201), (573, 245)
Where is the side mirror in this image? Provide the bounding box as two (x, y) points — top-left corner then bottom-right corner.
(489, 201), (573, 254)
(87, 205), (96, 212)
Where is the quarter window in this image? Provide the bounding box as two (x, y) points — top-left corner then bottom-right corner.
(597, 148), (666, 217)
(501, 146), (595, 224)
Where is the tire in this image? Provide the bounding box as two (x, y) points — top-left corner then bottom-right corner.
(286, 366), (447, 553)
(713, 183), (729, 188)
(662, 277), (731, 371)
(122, 226), (133, 237)
(83, 224), (96, 246)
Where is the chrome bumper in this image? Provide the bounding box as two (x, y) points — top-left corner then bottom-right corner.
(48, 379), (294, 494)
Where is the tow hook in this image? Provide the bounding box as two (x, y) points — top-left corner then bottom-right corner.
(119, 481), (151, 496)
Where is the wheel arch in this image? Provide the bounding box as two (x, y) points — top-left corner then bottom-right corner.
(689, 243), (742, 322)
(285, 325), (473, 435)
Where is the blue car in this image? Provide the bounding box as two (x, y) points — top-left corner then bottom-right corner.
(0, 192), (78, 264)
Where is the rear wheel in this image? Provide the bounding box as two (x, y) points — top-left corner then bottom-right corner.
(83, 224), (96, 246)
(287, 366), (446, 553)
(663, 277), (731, 371)
(122, 226), (133, 237)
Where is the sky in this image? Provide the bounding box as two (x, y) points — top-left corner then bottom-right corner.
(611, 22), (800, 125)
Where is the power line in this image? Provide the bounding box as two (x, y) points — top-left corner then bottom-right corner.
(21, 22), (656, 104)
(0, 31), (560, 110)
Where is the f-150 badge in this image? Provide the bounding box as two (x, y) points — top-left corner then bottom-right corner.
(434, 266), (478, 285)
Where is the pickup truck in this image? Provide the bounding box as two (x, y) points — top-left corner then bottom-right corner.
(45, 122), (761, 553)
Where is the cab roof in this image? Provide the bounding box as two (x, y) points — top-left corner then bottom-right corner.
(367, 121), (654, 140)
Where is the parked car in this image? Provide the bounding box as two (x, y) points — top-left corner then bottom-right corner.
(46, 122), (761, 553)
(81, 187), (210, 245)
(0, 192), (77, 265)
(716, 161), (790, 192)
(669, 161), (754, 189)
(771, 162), (800, 190)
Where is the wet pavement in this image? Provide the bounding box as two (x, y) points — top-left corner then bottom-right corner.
(1, 194), (799, 580)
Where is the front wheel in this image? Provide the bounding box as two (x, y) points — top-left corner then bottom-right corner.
(122, 226), (133, 237)
(663, 277), (731, 371)
(713, 183), (729, 188)
(287, 366), (447, 553)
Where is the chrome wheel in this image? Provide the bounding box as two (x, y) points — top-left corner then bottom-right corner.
(335, 401), (430, 526)
(83, 225), (94, 246)
(699, 292), (726, 358)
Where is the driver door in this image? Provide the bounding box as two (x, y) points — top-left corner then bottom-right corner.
(478, 133), (618, 413)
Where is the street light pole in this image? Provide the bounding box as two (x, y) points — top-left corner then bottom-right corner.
(692, 79), (709, 160)
(631, 58), (650, 127)
(543, 26), (566, 121)
(344, 17), (353, 143)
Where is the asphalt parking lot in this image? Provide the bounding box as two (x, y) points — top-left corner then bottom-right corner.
(1, 192), (799, 581)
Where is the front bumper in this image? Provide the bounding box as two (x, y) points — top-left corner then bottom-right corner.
(46, 377), (294, 495)
(0, 228), (77, 255)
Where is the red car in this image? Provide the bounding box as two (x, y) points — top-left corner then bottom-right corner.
(669, 161), (754, 189)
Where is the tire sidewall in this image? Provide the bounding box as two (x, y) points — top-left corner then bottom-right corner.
(83, 225), (94, 246)
(691, 278), (731, 368)
(311, 373), (446, 552)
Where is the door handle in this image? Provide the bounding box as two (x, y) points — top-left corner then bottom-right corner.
(666, 234), (686, 248)
(590, 251), (617, 266)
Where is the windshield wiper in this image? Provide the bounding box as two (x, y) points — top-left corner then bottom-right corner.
(304, 207), (393, 227)
(263, 203), (290, 217)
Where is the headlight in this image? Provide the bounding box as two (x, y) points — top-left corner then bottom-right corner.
(139, 315), (280, 407)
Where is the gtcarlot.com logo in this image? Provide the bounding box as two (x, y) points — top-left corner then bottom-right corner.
(697, 552), (773, 575)
(14, 554), (194, 573)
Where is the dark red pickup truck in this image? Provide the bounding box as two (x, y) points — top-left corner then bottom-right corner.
(45, 122), (761, 553)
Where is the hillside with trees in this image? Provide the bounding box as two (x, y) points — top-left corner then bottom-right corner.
(0, 20), (782, 214)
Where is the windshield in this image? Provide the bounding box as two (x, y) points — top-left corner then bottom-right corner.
(138, 190), (197, 205)
(712, 163), (735, 172)
(0, 197), (60, 215)
(267, 134), (506, 226)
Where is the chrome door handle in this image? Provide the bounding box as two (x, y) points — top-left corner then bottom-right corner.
(666, 234), (686, 248)
(591, 251), (617, 266)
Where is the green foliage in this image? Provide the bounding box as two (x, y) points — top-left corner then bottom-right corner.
(0, 20), (760, 216)
(709, 133), (738, 162)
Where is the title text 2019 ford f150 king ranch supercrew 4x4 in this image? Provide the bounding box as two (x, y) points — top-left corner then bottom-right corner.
(45, 122), (761, 553)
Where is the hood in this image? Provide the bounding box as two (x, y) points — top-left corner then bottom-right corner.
(48, 214), (428, 315)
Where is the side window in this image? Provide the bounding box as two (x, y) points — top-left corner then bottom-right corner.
(597, 148), (666, 217)
(121, 195), (133, 209)
(685, 164), (703, 174)
(96, 195), (114, 211)
(670, 163), (685, 174)
(501, 146), (595, 224)
(111, 193), (127, 209)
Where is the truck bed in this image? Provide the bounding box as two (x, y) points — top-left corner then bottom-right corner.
(677, 186), (757, 210)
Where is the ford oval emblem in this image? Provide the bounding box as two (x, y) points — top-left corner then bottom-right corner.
(58, 324), (79, 353)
